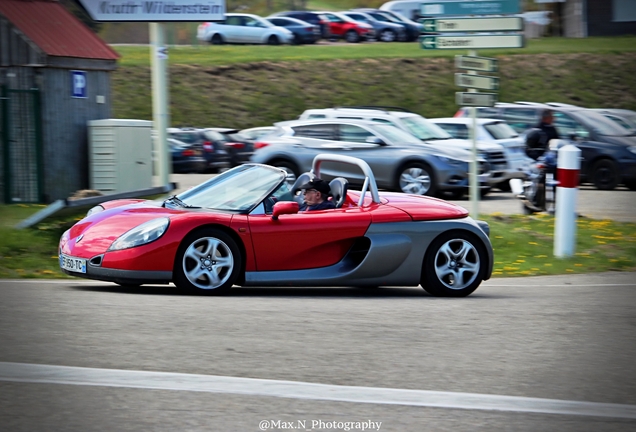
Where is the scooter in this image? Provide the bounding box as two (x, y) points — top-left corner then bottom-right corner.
(510, 139), (564, 215)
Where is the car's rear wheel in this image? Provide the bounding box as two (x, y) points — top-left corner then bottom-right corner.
(210, 34), (224, 45)
(173, 228), (241, 295)
(267, 35), (280, 45)
(591, 159), (619, 190)
(345, 30), (360, 43)
(397, 163), (436, 196)
(421, 231), (487, 297)
(379, 29), (396, 42)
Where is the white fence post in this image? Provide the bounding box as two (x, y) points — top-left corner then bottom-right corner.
(554, 144), (581, 257)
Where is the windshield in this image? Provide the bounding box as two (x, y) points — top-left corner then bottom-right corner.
(483, 122), (519, 139)
(371, 123), (423, 145)
(573, 110), (634, 137)
(176, 164), (285, 212)
(400, 116), (453, 140)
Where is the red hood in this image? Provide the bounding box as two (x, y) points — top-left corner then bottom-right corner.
(381, 192), (469, 221)
(67, 200), (188, 255)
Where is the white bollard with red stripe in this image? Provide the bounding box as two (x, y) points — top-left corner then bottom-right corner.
(554, 144), (581, 257)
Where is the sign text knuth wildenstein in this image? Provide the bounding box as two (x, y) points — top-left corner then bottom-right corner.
(99, 1), (222, 15)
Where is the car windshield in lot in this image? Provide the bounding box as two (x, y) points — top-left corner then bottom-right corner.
(370, 123), (423, 145)
(483, 122), (519, 140)
(400, 116), (454, 140)
(176, 164), (284, 212)
(573, 110), (635, 137)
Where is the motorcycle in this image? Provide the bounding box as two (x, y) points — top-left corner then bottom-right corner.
(510, 138), (566, 215)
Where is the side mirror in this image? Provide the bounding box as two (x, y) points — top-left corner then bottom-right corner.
(365, 136), (385, 145)
(272, 201), (299, 220)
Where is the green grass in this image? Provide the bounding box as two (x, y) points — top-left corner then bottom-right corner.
(1, 204), (634, 279)
(113, 36), (636, 67)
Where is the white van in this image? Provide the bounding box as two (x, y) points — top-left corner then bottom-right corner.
(380, 0), (426, 20)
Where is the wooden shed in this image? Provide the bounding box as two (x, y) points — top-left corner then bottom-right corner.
(0, 0), (119, 203)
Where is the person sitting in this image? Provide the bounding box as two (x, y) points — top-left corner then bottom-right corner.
(298, 178), (335, 211)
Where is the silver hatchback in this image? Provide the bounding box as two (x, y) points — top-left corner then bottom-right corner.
(250, 119), (490, 198)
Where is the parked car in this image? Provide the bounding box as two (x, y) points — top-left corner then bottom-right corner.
(269, 10), (331, 39)
(238, 126), (278, 141)
(317, 11), (375, 42)
(591, 108), (636, 133)
(264, 16), (320, 44)
(342, 10), (406, 42)
(454, 102), (636, 190)
(429, 117), (532, 191)
(251, 118), (491, 198)
(202, 128), (255, 167)
(352, 8), (423, 41)
(168, 138), (207, 174)
(297, 106), (500, 190)
(167, 128), (231, 173)
(59, 154), (493, 297)
(197, 13), (293, 45)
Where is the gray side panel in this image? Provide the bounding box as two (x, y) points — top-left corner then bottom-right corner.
(243, 218), (493, 287)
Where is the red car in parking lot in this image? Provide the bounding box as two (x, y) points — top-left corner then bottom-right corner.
(318, 11), (375, 42)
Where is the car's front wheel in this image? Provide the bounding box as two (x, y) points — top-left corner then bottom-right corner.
(591, 159), (619, 190)
(345, 30), (360, 43)
(174, 228), (241, 295)
(267, 35), (280, 45)
(421, 231), (487, 297)
(379, 29), (396, 42)
(397, 163), (436, 196)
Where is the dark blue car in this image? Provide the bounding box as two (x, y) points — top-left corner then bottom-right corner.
(265, 16), (320, 44)
(168, 138), (207, 174)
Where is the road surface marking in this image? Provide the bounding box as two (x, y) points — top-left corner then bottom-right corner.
(1, 362), (635, 419)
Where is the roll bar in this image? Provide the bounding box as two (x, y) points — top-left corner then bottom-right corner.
(310, 154), (381, 206)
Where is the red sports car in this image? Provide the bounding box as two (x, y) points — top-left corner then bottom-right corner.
(59, 154), (493, 297)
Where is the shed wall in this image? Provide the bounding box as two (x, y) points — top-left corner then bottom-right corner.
(586, 0), (636, 36)
(41, 67), (112, 202)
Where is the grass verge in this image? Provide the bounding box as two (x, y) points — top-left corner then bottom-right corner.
(1, 204), (634, 280)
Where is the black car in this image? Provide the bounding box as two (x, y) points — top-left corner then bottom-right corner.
(168, 138), (207, 173)
(265, 16), (320, 44)
(270, 11), (330, 39)
(455, 102), (636, 190)
(167, 128), (231, 173)
(205, 127), (255, 167)
(352, 8), (423, 41)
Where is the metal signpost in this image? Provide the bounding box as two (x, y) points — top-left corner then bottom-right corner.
(77, 0), (225, 187)
(419, 0), (523, 218)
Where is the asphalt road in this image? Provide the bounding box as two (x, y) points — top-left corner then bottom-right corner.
(170, 173), (636, 223)
(1, 273), (635, 431)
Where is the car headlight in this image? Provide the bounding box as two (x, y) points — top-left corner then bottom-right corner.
(435, 155), (465, 166)
(87, 205), (104, 217)
(108, 217), (170, 251)
(628, 146), (636, 155)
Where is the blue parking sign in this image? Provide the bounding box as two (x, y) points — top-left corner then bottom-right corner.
(71, 70), (87, 98)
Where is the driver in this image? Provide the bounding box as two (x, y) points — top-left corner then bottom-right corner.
(299, 179), (335, 211)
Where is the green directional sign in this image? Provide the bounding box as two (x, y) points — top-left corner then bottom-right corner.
(421, 0), (521, 16)
(455, 73), (499, 90)
(421, 17), (523, 33)
(420, 34), (524, 50)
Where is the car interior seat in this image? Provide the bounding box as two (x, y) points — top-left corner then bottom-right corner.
(329, 177), (349, 208)
(291, 172), (315, 205)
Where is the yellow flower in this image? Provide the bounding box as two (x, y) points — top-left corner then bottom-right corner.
(574, 263), (583, 267)
(528, 242), (538, 245)
(566, 269), (574, 272)
(534, 254), (548, 258)
(544, 263), (552, 266)
(516, 260), (525, 263)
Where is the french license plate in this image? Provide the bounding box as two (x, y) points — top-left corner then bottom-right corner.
(59, 254), (87, 274)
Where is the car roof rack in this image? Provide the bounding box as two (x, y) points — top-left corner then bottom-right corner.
(335, 105), (414, 114)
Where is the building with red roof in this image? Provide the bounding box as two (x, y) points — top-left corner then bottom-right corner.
(0, 0), (120, 203)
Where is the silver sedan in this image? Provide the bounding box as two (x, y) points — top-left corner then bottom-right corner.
(250, 119), (491, 198)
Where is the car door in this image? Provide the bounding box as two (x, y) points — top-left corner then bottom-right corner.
(223, 15), (244, 43)
(242, 16), (266, 43)
(247, 208), (372, 271)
